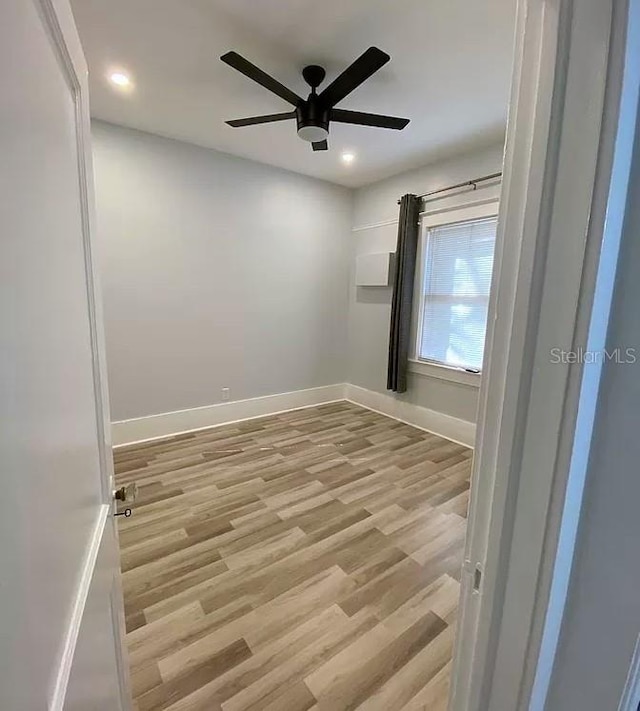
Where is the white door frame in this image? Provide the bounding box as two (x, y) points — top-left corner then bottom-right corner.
(34, 0), (636, 708)
(36, 0), (132, 707)
(451, 0), (638, 709)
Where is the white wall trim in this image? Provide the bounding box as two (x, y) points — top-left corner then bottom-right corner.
(408, 359), (481, 388)
(112, 382), (476, 449)
(420, 196), (500, 227)
(351, 217), (399, 233)
(49, 505), (109, 711)
(111, 384), (347, 446)
(351, 185), (502, 234)
(345, 383), (475, 448)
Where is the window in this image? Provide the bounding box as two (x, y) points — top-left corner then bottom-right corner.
(416, 214), (497, 371)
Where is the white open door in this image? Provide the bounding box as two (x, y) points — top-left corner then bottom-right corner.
(0, 0), (130, 709)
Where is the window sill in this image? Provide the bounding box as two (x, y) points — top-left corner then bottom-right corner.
(408, 359), (481, 388)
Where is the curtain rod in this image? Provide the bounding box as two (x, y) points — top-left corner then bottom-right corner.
(397, 171), (502, 205)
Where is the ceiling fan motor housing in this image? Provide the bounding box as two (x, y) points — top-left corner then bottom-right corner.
(296, 97), (329, 143)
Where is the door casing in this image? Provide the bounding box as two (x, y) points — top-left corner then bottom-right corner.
(450, 0), (637, 709)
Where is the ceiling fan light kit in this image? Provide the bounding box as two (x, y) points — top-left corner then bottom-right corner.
(221, 47), (410, 152)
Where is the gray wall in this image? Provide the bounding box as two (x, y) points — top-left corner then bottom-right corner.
(348, 142), (505, 424)
(94, 121), (504, 428)
(92, 122), (352, 421)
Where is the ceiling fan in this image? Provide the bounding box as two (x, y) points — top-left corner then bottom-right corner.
(220, 47), (410, 151)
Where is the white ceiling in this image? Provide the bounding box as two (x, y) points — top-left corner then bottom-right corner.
(70, 0), (516, 188)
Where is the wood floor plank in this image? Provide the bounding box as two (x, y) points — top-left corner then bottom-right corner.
(131, 597), (253, 670)
(221, 609), (377, 711)
(356, 624), (455, 710)
(400, 660), (453, 711)
(114, 402), (471, 711)
(309, 612), (446, 710)
(162, 605), (350, 711)
(136, 638), (251, 711)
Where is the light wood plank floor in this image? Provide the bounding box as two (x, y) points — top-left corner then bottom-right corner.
(114, 402), (472, 711)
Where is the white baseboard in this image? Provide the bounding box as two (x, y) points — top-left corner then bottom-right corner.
(345, 384), (476, 448)
(111, 382), (476, 449)
(111, 384), (346, 446)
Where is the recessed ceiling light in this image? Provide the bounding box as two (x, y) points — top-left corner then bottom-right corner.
(109, 71), (131, 88)
(341, 152), (355, 164)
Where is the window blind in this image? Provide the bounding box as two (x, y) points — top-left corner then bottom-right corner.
(418, 216), (497, 370)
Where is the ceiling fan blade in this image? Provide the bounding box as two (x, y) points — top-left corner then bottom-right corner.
(318, 47), (390, 108)
(226, 111), (296, 128)
(312, 140), (328, 151)
(331, 109), (410, 130)
(220, 51), (302, 106)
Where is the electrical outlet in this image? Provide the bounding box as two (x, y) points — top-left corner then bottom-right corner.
(221, 387), (230, 402)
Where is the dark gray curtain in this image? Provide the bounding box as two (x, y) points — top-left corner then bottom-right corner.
(387, 194), (421, 393)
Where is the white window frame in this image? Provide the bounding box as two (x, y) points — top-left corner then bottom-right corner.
(410, 199), (500, 386)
